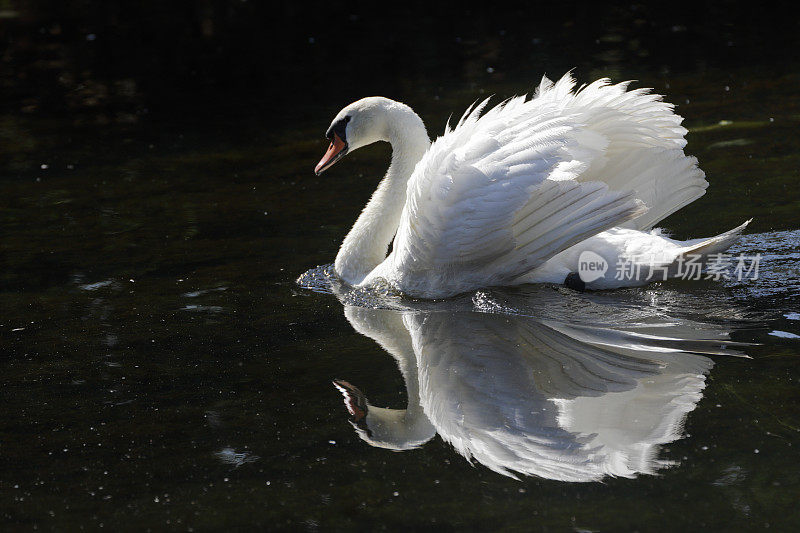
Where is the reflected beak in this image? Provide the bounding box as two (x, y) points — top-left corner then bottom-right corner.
(332, 379), (367, 422)
(315, 133), (348, 175)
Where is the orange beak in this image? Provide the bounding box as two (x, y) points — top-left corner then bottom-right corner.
(314, 133), (348, 175)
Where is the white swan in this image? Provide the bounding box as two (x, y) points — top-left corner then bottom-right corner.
(314, 74), (750, 298)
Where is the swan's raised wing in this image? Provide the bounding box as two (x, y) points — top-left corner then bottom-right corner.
(533, 75), (707, 230)
(386, 76), (647, 297)
(381, 74), (709, 297)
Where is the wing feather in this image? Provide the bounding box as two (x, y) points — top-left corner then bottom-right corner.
(384, 75), (650, 297)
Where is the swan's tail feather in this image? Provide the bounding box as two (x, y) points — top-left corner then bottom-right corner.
(677, 219), (752, 259)
(573, 220), (753, 289)
(634, 219), (755, 284)
(633, 220), (754, 284)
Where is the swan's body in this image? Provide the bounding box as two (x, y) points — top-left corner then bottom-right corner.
(314, 74), (749, 298)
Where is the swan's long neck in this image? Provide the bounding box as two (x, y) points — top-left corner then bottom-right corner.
(334, 107), (430, 285)
(363, 344), (434, 449)
(353, 310), (435, 450)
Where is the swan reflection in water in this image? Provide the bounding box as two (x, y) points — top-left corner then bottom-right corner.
(333, 304), (745, 482)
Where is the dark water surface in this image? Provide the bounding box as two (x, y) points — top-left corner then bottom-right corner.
(3, 5), (800, 530)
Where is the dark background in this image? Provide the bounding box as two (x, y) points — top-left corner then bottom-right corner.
(3, 1), (799, 120)
(2, 2), (800, 530)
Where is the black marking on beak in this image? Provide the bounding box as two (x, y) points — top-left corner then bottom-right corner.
(316, 115), (352, 175)
(326, 115), (351, 142)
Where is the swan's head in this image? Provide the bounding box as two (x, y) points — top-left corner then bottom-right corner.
(315, 97), (424, 175)
(332, 379), (435, 451)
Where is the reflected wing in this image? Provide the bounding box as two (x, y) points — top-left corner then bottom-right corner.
(404, 311), (713, 481)
(404, 312), (659, 480)
(555, 349), (713, 477)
